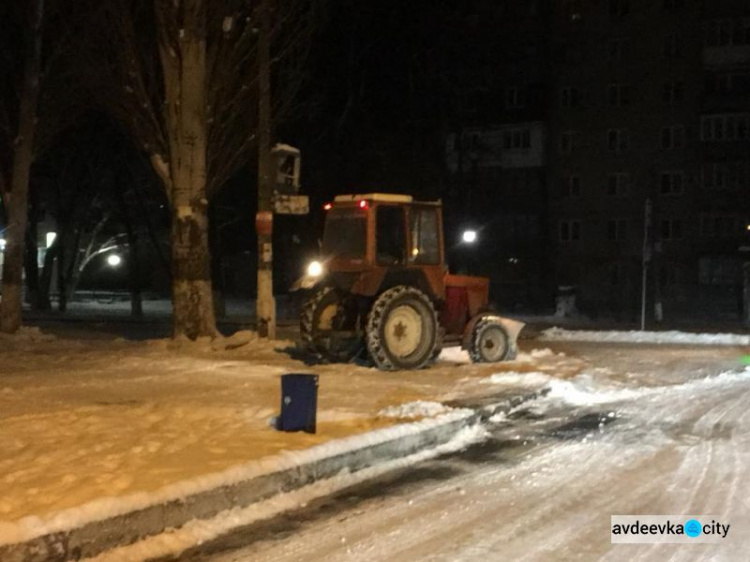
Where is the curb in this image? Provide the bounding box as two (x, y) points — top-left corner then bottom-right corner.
(0, 389), (544, 562)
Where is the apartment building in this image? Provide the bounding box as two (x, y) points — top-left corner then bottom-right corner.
(446, 0), (750, 319)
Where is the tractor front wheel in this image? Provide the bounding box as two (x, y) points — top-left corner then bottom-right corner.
(366, 286), (439, 371)
(468, 317), (514, 363)
(300, 286), (362, 362)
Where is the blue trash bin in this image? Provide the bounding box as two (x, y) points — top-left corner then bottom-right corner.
(279, 374), (318, 433)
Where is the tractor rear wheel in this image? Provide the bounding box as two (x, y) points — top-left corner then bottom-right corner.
(300, 287), (362, 362)
(468, 317), (514, 363)
(366, 286), (439, 371)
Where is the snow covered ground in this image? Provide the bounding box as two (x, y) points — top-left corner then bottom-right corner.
(139, 342), (750, 562)
(0, 327), (580, 546)
(541, 327), (750, 346)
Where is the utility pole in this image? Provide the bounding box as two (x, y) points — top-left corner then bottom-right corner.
(640, 198), (652, 331)
(256, 0), (275, 339)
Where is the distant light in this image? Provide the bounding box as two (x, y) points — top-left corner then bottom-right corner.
(412, 248), (420, 256)
(0, 239), (5, 251)
(307, 260), (323, 277)
(46, 232), (57, 248)
(358, 200), (369, 209)
(107, 254), (122, 267)
(462, 230), (478, 244)
(746, 224), (750, 231)
(323, 203), (333, 211)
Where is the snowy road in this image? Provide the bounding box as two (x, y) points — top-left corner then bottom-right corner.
(174, 343), (750, 562)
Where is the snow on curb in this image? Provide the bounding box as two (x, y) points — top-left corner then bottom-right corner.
(378, 401), (453, 419)
(540, 327), (750, 346)
(86, 426), (488, 562)
(0, 411), (476, 562)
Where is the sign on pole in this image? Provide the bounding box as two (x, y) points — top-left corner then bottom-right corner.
(274, 194), (309, 215)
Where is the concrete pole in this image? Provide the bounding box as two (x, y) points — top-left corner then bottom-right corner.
(743, 262), (750, 329)
(256, 0), (276, 339)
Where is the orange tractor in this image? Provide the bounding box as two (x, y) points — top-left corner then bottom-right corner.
(295, 194), (524, 370)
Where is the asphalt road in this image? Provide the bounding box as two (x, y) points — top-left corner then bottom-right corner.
(169, 342), (750, 562)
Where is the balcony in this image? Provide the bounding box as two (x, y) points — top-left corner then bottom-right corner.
(703, 45), (750, 66)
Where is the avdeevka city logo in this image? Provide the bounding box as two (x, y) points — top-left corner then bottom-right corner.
(611, 515), (730, 543)
(684, 519), (702, 538)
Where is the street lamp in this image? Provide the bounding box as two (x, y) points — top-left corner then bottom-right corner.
(462, 229), (478, 244)
(107, 254), (122, 267)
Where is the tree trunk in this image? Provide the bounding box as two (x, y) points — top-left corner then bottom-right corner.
(170, 204), (215, 338)
(24, 208), (40, 307)
(57, 244), (68, 312)
(116, 180), (143, 318)
(37, 242), (57, 310)
(0, 0), (44, 333)
(158, 0), (217, 339)
(209, 204), (226, 318)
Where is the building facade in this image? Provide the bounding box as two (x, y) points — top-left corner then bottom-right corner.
(446, 0), (750, 321)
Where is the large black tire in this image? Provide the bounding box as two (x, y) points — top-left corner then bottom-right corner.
(366, 286), (439, 371)
(468, 317), (515, 363)
(300, 287), (362, 362)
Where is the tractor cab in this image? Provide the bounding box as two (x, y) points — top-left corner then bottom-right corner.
(297, 193), (524, 370)
(322, 194), (442, 268)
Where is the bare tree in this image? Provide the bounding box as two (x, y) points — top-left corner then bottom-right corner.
(0, 1), (45, 333)
(76, 0), (320, 339)
(0, 1), (86, 332)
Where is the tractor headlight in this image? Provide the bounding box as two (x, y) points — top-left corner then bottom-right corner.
(306, 260), (324, 278)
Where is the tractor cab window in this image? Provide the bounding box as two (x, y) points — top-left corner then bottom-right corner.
(376, 206), (406, 265)
(409, 207), (440, 265)
(322, 207), (367, 258)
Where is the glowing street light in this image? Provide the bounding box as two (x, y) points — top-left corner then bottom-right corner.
(107, 254), (122, 267)
(462, 230), (478, 244)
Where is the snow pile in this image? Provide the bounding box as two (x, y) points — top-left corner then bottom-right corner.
(540, 327), (750, 346)
(529, 348), (557, 358)
(0, 326), (56, 344)
(146, 330), (289, 353)
(480, 371), (552, 387)
(436, 346), (470, 364)
(543, 367), (750, 407)
(378, 401), (453, 419)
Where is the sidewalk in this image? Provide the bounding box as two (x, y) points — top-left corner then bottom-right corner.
(0, 327), (583, 554)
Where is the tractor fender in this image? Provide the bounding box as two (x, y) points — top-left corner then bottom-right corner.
(461, 314), (525, 351)
(352, 268), (441, 301)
